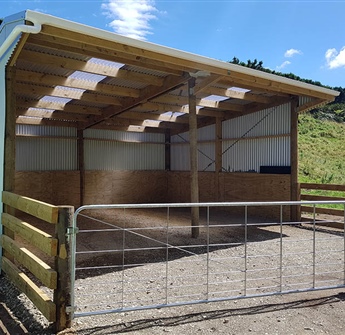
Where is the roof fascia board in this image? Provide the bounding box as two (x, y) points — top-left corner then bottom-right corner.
(25, 10), (339, 99)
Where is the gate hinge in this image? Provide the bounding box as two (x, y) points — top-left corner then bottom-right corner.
(66, 227), (79, 235)
(66, 305), (77, 314)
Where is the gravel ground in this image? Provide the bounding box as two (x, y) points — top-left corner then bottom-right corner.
(1, 209), (345, 334)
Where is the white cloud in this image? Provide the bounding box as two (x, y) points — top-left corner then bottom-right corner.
(284, 48), (303, 58)
(276, 60), (291, 70)
(101, 0), (158, 40)
(325, 46), (345, 69)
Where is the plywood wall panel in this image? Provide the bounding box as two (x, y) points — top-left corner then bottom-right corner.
(15, 172), (80, 207)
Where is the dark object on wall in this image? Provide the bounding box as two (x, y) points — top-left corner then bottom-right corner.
(260, 166), (291, 174)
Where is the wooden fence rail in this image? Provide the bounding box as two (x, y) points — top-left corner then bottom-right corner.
(300, 183), (345, 218)
(0, 191), (73, 332)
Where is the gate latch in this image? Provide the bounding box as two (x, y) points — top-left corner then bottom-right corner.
(66, 227), (79, 236)
(66, 305), (77, 314)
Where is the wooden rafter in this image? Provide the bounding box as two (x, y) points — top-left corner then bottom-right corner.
(16, 69), (141, 98)
(83, 73), (191, 129)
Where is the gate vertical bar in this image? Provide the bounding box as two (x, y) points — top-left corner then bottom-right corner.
(165, 206), (170, 305)
(122, 208), (126, 309)
(279, 205), (283, 292)
(206, 206), (210, 300)
(54, 205), (74, 332)
(312, 205), (316, 288)
(343, 205), (345, 285)
(244, 205), (248, 296)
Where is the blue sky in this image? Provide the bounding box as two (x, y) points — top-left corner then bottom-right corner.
(1, 0), (344, 88)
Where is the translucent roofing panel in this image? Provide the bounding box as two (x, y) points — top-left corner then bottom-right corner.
(88, 58), (125, 69)
(40, 96), (72, 104)
(228, 86), (251, 93)
(55, 86), (85, 94)
(204, 95), (229, 102)
(68, 71), (106, 83)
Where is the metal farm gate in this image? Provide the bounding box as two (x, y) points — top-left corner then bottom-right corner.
(69, 201), (345, 319)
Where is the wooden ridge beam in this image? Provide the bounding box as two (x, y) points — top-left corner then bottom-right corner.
(16, 69), (140, 98)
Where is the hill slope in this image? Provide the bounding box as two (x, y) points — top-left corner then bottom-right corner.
(299, 113), (345, 184)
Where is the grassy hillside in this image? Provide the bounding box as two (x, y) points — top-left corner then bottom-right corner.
(299, 113), (345, 185)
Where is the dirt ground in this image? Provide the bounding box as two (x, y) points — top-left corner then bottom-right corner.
(2, 207), (345, 334)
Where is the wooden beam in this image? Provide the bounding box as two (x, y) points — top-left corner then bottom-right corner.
(300, 183), (345, 192)
(103, 117), (184, 130)
(4, 67), (16, 192)
(92, 123), (166, 133)
(194, 74), (223, 94)
(83, 73), (190, 129)
(17, 97), (103, 116)
(188, 77), (200, 238)
(152, 94), (246, 112)
(19, 49), (165, 86)
(215, 117), (223, 201)
(17, 107), (90, 122)
(16, 116), (80, 128)
(2, 192), (59, 224)
(8, 33), (30, 67)
(165, 130), (171, 171)
(0, 235), (57, 289)
(202, 86), (273, 103)
(1, 213), (58, 256)
(54, 206), (74, 332)
(1, 257), (56, 322)
(290, 97), (300, 222)
(77, 130), (85, 206)
(116, 110), (189, 124)
(16, 69), (140, 98)
(15, 82), (122, 106)
(26, 35), (183, 77)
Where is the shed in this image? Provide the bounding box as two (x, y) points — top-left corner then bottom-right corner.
(0, 10), (340, 226)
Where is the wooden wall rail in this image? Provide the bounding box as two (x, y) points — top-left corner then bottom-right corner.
(2, 191), (59, 224)
(0, 192), (73, 332)
(300, 183), (345, 218)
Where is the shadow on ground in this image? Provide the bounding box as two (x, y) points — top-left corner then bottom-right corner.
(76, 292), (345, 334)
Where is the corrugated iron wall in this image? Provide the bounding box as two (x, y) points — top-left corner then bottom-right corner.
(16, 103), (291, 172)
(171, 103), (291, 172)
(16, 126), (165, 171)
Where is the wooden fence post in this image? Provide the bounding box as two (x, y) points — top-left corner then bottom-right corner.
(54, 206), (74, 332)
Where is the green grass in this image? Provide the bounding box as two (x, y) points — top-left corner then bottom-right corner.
(299, 114), (345, 209)
(299, 114), (345, 184)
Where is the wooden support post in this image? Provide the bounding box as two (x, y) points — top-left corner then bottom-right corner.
(3, 67), (17, 263)
(290, 97), (301, 222)
(54, 206), (74, 333)
(77, 130), (85, 206)
(188, 77), (199, 238)
(215, 117), (223, 202)
(165, 130), (171, 171)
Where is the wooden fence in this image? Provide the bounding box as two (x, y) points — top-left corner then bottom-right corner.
(0, 191), (74, 332)
(300, 183), (345, 219)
